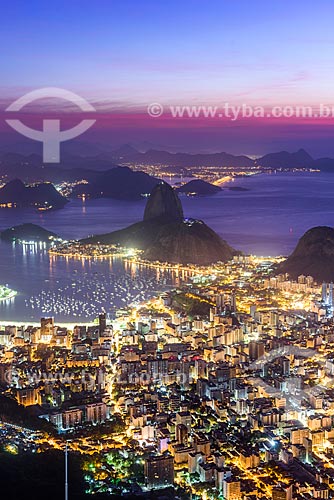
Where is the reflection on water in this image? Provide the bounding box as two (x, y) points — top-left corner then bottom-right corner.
(0, 238), (197, 322)
(0, 243), (185, 322)
(1, 172), (334, 321)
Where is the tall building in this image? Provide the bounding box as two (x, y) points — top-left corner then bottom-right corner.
(216, 293), (225, 311)
(40, 317), (54, 342)
(322, 282), (334, 317)
(85, 402), (107, 424)
(222, 477), (241, 499)
(99, 312), (107, 335)
(249, 340), (265, 361)
(281, 357), (290, 376)
(61, 409), (83, 430)
(270, 311), (279, 327)
(15, 388), (41, 406)
(176, 411), (192, 433)
(272, 485), (293, 500)
(41, 317), (54, 332)
(322, 283), (332, 303)
(144, 455), (174, 489)
(176, 424), (188, 446)
(230, 293), (236, 312)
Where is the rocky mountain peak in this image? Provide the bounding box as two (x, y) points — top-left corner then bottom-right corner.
(143, 181), (184, 222)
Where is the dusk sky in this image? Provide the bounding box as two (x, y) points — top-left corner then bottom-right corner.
(2, 0), (334, 155)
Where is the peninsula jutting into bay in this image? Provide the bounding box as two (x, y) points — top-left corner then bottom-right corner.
(1, 223), (60, 243)
(0, 179), (67, 210)
(82, 181), (237, 265)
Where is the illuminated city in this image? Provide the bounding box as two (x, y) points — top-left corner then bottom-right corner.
(3, 1), (334, 499)
(1, 246), (334, 499)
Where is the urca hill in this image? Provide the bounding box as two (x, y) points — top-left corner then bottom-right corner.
(278, 226), (334, 281)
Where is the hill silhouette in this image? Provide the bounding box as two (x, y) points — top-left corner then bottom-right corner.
(0, 179), (67, 209)
(83, 182), (236, 265)
(72, 166), (159, 200)
(278, 226), (334, 281)
(177, 179), (221, 195)
(258, 148), (313, 168)
(1, 223), (59, 242)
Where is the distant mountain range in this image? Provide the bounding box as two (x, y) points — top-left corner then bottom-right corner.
(0, 148), (334, 191)
(1, 144), (334, 205)
(110, 147), (255, 168)
(111, 146), (334, 172)
(1, 146), (334, 180)
(116, 146), (334, 171)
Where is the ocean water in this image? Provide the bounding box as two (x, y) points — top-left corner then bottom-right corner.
(0, 171), (332, 322)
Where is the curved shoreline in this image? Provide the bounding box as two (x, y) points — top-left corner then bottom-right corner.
(0, 287), (17, 302)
